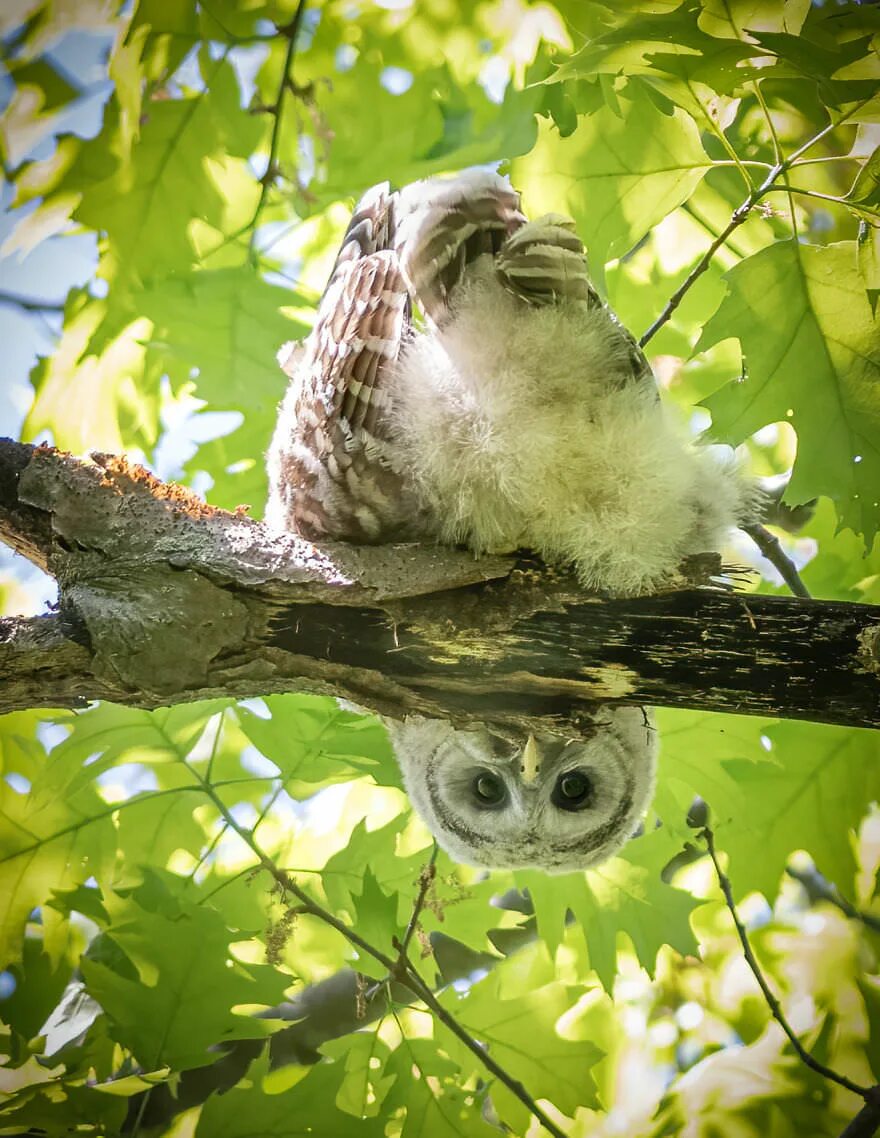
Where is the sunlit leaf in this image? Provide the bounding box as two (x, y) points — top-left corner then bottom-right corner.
(698, 240), (880, 545)
(195, 1055), (388, 1136)
(440, 967), (604, 1130)
(697, 0), (811, 41)
(80, 872), (289, 1071)
(512, 79), (712, 268)
(383, 1035), (498, 1138)
(320, 1031), (396, 1119)
(519, 829), (700, 991)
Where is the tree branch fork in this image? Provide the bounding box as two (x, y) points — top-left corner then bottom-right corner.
(0, 438), (877, 730)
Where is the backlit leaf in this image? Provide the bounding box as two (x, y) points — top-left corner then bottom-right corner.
(698, 240), (880, 545)
(512, 79), (712, 268)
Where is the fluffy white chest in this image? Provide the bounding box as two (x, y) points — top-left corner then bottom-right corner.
(390, 268), (748, 595)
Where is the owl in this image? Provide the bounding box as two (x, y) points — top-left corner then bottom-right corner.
(266, 169), (751, 871)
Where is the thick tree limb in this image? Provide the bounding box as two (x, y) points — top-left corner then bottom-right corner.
(0, 438), (877, 730)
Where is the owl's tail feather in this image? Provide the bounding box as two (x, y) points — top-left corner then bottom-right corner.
(494, 213), (656, 393)
(495, 214), (597, 307)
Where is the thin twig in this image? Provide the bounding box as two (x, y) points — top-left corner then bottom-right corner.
(702, 824), (871, 1100)
(638, 165), (780, 347)
(786, 865), (880, 934)
(639, 98), (873, 347)
(752, 80), (798, 239)
(741, 522), (811, 599)
(766, 184), (879, 220)
(247, 1), (308, 261)
(186, 762), (567, 1138)
(790, 155), (862, 169)
(685, 80), (759, 191)
(363, 845), (437, 1003)
(400, 844), (438, 957)
(129, 1090), (151, 1138)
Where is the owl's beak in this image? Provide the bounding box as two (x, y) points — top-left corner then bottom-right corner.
(520, 735), (541, 785)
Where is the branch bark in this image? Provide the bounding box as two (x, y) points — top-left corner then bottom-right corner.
(1, 438), (878, 730)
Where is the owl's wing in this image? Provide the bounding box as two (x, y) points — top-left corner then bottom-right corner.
(394, 170), (654, 388)
(393, 170), (526, 327)
(267, 183), (422, 542)
(277, 181), (405, 436)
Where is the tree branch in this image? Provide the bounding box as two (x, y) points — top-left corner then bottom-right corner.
(1, 439), (878, 729)
(841, 1096), (880, 1138)
(247, 0), (308, 261)
(399, 845), (438, 957)
(702, 823), (873, 1102)
(741, 522), (811, 599)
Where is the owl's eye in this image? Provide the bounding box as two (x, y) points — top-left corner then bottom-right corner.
(552, 770), (593, 812)
(472, 771), (507, 808)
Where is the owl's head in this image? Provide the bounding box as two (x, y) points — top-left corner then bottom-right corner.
(385, 707), (657, 873)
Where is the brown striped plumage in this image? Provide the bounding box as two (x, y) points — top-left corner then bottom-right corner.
(267, 184), (422, 542)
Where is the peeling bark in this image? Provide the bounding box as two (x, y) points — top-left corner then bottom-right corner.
(0, 438), (877, 730)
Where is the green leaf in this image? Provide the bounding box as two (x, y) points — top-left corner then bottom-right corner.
(108, 0), (202, 157)
(346, 869), (405, 980)
(511, 79), (712, 268)
(319, 1032), (396, 1119)
(519, 829), (700, 991)
(697, 0), (811, 41)
(67, 56), (260, 286)
(698, 240), (880, 545)
(0, 1076), (128, 1135)
(0, 937), (72, 1044)
(0, 714), (117, 966)
(114, 788), (207, 871)
(23, 293), (162, 454)
(320, 817), (419, 920)
(549, 6), (759, 96)
(748, 27), (879, 105)
(236, 696), (398, 791)
(35, 700), (232, 795)
(0, 57), (80, 167)
(8, 57), (79, 112)
(80, 873), (289, 1071)
(440, 968), (604, 1130)
(195, 1055), (388, 1136)
(138, 268), (305, 407)
(656, 711), (879, 899)
(848, 145), (880, 209)
(857, 221), (880, 313)
(183, 428), (270, 514)
(715, 721), (879, 900)
(383, 1036), (498, 1138)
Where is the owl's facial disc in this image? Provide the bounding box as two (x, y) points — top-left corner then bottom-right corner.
(387, 708), (658, 874)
